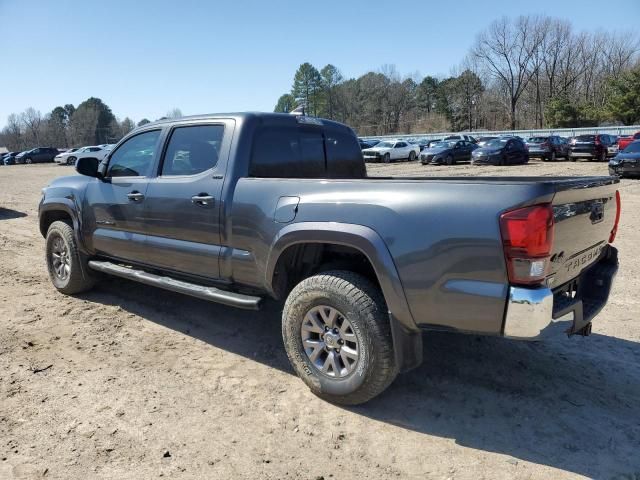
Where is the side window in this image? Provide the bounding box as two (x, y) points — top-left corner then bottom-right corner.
(325, 130), (365, 179)
(396, 142), (406, 148)
(161, 125), (224, 176)
(89, 147), (101, 152)
(249, 127), (324, 178)
(107, 130), (161, 178)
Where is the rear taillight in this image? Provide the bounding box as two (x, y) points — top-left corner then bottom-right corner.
(609, 190), (621, 243)
(500, 204), (554, 285)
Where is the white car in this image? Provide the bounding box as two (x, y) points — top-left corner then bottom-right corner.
(55, 145), (113, 166)
(362, 139), (420, 163)
(54, 148), (82, 165)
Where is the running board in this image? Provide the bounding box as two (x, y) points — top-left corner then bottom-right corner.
(88, 260), (262, 310)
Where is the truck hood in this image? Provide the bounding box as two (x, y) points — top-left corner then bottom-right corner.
(46, 174), (93, 190)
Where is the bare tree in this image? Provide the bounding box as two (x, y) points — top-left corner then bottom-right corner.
(166, 108), (183, 119)
(20, 108), (43, 145)
(472, 16), (545, 129)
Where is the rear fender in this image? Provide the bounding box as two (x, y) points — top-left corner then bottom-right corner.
(266, 222), (423, 372)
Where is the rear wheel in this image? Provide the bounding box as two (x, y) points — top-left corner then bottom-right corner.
(408, 151), (416, 162)
(550, 151), (556, 162)
(282, 270), (398, 405)
(599, 150), (607, 162)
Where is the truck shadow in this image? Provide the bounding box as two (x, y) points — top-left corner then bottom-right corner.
(83, 277), (640, 478)
(0, 207), (27, 220)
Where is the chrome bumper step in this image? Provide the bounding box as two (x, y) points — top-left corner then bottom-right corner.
(88, 260), (262, 310)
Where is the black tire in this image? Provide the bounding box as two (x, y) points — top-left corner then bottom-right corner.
(445, 155), (454, 165)
(383, 153), (391, 164)
(408, 151), (416, 162)
(599, 150), (607, 162)
(569, 155), (576, 162)
(550, 151), (556, 162)
(67, 156), (77, 166)
(45, 221), (96, 295)
(25, 158), (32, 164)
(282, 270), (398, 405)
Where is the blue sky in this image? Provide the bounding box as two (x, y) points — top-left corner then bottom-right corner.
(1, 0), (638, 127)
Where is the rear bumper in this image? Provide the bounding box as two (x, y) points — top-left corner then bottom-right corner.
(503, 246), (618, 340)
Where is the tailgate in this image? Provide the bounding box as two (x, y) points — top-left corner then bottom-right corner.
(549, 177), (619, 287)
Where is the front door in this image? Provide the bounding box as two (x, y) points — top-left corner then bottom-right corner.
(83, 129), (163, 263)
(143, 121), (232, 280)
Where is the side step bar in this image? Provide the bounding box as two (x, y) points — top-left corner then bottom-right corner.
(88, 260), (262, 310)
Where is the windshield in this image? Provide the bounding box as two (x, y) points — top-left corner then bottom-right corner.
(623, 142), (640, 153)
(485, 138), (508, 148)
(575, 135), (595, 142)
(527, 137), (548, 143)
(431, 141), (456, 148)
(376, 141), (394, 148)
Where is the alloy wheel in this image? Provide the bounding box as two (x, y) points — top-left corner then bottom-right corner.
(300, 305), (359, 378)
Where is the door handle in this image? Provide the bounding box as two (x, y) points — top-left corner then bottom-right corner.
(191, 194), (214, 206)
(127, 191), (145, 202)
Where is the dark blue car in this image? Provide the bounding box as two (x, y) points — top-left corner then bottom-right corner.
(609, 140), (640, 178)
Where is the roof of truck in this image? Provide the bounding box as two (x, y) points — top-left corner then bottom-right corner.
(141, 112), (352, 132)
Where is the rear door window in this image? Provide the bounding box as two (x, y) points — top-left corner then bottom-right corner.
(250, 127), (324, 178)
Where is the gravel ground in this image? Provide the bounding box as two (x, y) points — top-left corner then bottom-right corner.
(0, 160), (639, 480)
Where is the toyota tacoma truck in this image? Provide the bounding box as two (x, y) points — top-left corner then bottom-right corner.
(39, 113), (621, 405)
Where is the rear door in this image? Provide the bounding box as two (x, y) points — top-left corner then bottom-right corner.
(142, 120), (234, 280)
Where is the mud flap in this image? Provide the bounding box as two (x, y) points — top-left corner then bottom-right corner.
(389, 313), (423, 373)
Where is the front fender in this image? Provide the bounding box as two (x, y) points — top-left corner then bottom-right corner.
(266, 222), (422, 372)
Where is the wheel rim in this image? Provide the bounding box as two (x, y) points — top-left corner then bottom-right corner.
(50, 236), (70, 281)
(551, 152), (556, 161)
(300, 305), (359, 378)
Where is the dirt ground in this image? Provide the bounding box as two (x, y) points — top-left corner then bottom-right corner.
(1, 160), (639, 480)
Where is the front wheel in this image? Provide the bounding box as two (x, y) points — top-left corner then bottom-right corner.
(445, 155), (455, 165)
(25, 158), (32, 164)
(45, 221), (96, 294)
(599, 150), (607, 162)
(383, 153), (391, 163)
(67, 156), (77, 165)
(282, 271), (398, 405)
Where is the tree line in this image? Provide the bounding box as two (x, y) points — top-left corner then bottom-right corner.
(0, 100), (183, 151)
(274, 15), (640, 135)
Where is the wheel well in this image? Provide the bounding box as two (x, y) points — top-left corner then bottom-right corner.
(271, 243), (380, 300)
(40, 210), (73, 237)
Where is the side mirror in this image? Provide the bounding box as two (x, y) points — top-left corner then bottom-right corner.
(76, 157), (102, 178)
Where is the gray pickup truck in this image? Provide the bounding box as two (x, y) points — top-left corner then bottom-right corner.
(39, 113), (621, 404)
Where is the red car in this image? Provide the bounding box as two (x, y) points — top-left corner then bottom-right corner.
(618, 132), (640, 151)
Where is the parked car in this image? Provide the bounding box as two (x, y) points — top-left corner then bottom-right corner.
(362, 139), (420, 163)
(427, 139), (442, 147)
(568, 134), (615, 162)
(476, 136), (498, 147)
(54, 148), (81, 165)
(2, 152), (20, 165)
(408, 138), (431, 152)
(38, 112), (620, 405)
(61, 145), (112, 165)
(609, 140), (640, 178)
(444, 134), (477, 143)
(15, 147), (59, 164)
(617, 132), (640, 151)
(472, 137), (529, 165)
(420, 140), (477, 165)
(525, 135), (568, 161)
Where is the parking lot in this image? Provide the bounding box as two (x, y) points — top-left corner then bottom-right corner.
(1, 161), (639, 479)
